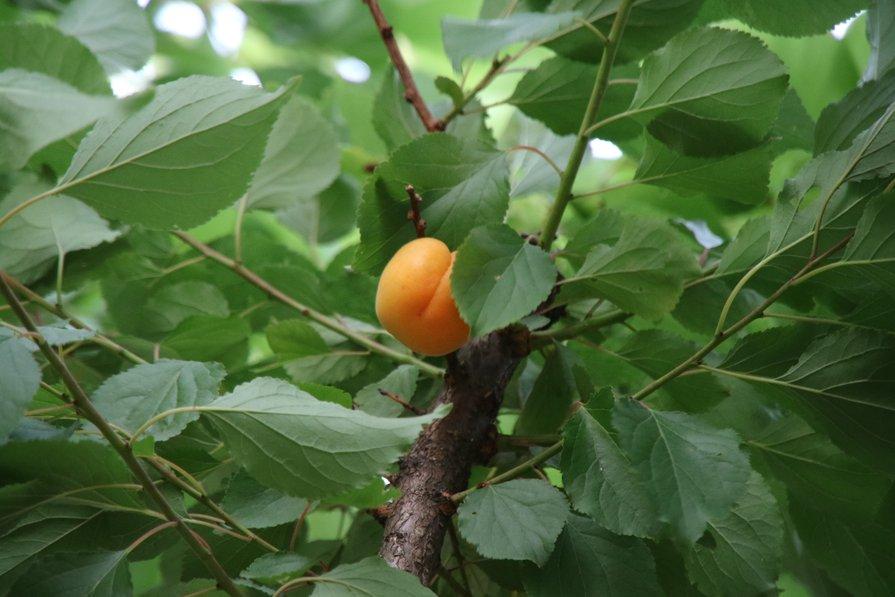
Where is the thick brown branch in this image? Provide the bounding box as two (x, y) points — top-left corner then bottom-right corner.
(362, 0), (444, 132)
(404, 184), (427, 238)
(379, 327), (530, 583)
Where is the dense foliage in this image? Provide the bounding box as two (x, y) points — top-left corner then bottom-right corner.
(1, 0), (894, 595)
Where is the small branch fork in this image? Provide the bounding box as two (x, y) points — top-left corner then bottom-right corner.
(405, 184), (427, 238)
(362, 0), (444, 132)
(0, 272), (243, 597)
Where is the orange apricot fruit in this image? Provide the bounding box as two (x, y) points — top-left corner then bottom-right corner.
(375, 237), (470, 356)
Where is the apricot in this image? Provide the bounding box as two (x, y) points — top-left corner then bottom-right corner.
(375, 238), (470, 356)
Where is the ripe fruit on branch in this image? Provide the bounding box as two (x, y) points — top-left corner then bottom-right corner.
(375, 237), (470, 356)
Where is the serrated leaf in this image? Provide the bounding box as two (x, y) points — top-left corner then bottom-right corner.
(457, 479), (569, 565)
(58, 0), (154, 73)
(373, 70), (426, 151)
(442, 12), (579, 71)
(747, 414), (892, 519)
(627, 28), (788, 156)
(11, 550), (131, 597)
(559, 211), (699, 319)
(144, 281), (230, 334)
(162, 315), (251, 368)
(355, 134), (509, 273)
(36, 323), (96, 346)
(522, 514), (661, 597)
(277, 176), (361, 245)
(0, 69), (116, 169)
(502, 113), (574, 198)
(682, 471), (784, 596)
(91, 359), (225, 441)
(634, 136), (772, 205)
(791, 506), (895, 596)
(241, 552), (317, 584)
(221, 471), (307, 529)
(0, 329), (39, 442)
(612, 398), (751, 541)
(57, 76), (295, 229)
(509, 57), (640, 140)
(245, 96), (340, 210)
(0, 175), (119, 283)
(355, 365), (418, 417)
(516, 344), (588, 436)
(866, 0), (895, 81)
(720, 327), (895, 473)
(452, 224), (556, 336)
(266, 319), (329, 358)
(309, 556), (434, 596)
(561, 409), (660, 538)
(718, 0), (866, 37)
(815, 70), (895, 154)
(0, 23), (109, 95)
(197, 378), (447, 498)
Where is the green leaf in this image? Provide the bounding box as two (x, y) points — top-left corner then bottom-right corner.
(612, 398), (751, 541)
(0, 175), (119, 284)
(11, 550), (131, 597)
(267, 319), (330, 358)
(241, 552), (318, 584)
(0, 440), (141, 510)
(162, 315), (251, 368)
(791, 506), (895, 596)
(516, 344), (588, 436)
(452, 224), (556, 337)
(373, 70), (426, 151)
(298, 382), (353, 409)
(815, 69), (895, 154)
(221, 471), (308, 529)
(442, 12), (578, 71)
(502, 114), (573, 198)
(58, 76), (295, 229)
(626, 28), (789, 156)
(747, 414), (892, 520)
(198, 377), (447, 498)
(717, 0), (866, 37)
(144, 281), (230, 334)
(0, 330), (39, 442)
(457, 479), (569, 565)
(355, 134), (509, 273)
(36, 323), (95, 347)
(615, 330), (728, 411)
(682, 471), (784, 596)
(309, 556), (435, 596)
(559, 211), (699, 320)
(720, 327), (895, 473)
(245, 96), (340, 210)
(58, 0), (154, 73)
(509, 57), (641, 140)
(355, 365), (419, 417)
(0, 69), (116, 169)
(91, 359), (225, 441)
(0, 505), (103, 591)
(547, 0), (704, 65)
(0, 23), (109, 95)
(634, 136), (772, 205)
(277, 175), (361, 245)
(866, 0), (895, 81)
(561, 409), (660, 538)
(522, 514), (661, 597)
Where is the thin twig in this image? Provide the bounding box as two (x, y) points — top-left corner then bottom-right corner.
(0, 272), (243, 597)
(2, 274), (146, 365)
(362, 0), (444, 132)
(405, 184), (427, 238)
(540, 0), (636, 250)
(289, 501), (313, 551)
(172, 231), (444, 378)
(378, 388), (424, 415)
(450, 442), (563, 503)
(506, 145), (564, 178)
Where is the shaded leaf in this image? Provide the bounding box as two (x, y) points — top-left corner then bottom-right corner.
(58, 0), (154, 73)
(221, 471), (307, 529)
(309, 556), (434, 596)
(11, 549), (130, 597)
(0, 329), (39, 442)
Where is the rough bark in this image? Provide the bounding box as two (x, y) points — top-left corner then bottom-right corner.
(379, 326), (530, 584)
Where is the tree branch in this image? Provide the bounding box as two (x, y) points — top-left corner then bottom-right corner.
(540, 0), (635, 251)
(379, 326), (530, 583)
(0, 271), (243, 597)
(405, 184), (427, 238)
(172, 231), (444, 378)
(362, 0), (444, 132)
